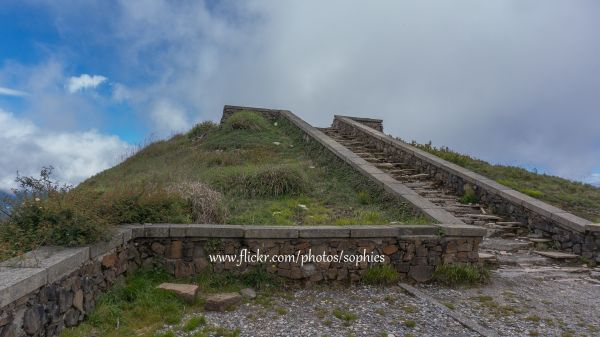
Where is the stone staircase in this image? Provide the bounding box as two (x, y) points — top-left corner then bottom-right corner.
(320, 127), (577, 268)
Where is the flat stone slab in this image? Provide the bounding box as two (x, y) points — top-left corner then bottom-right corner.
(480, 238), (532, 252)
(157, 283), (199, 303)
(205, 292), (243, 312)
(533, 251), (579, 259)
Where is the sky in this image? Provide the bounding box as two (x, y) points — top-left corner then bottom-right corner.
(0, 0), (599, 191)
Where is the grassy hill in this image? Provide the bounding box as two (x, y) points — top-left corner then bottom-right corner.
(79, 111), (424, 226)
(412, 142), (600, 222)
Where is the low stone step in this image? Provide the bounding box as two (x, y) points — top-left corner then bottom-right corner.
(466, 214), (502, 220)
(404, 182), (436, 188)
(528, 238), (552, 243)
(389, 169), (416, 175)
(533, 251), (579, 259)
(450, 203), (483, 209)
(496, 221), (523, 226)
(406, 173), (430, 179)
(375, 163), (395, 169)
(480, 238), (533, 252)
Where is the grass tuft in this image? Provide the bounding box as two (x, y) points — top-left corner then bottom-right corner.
(362, 264), (399, 285)
(432, 264), (490, 287)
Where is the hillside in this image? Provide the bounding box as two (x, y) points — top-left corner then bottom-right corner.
(412, 142), (600, 222)
(78, 111), (425, 226)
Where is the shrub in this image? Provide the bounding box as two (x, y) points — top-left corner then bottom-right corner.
(362, 264), (399, 285)
(94, 184), (193, 224)
(222, 111), (270, 131)
(0, 167), (110, 258)
(165, 182), (228, 223)
(220, 166), (308, 198)
(432, 264), (490, 287)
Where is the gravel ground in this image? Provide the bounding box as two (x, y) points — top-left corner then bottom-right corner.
(158, 285), (478, 337)
(419, 265), (600, 337)
(156, 264), (600, 337)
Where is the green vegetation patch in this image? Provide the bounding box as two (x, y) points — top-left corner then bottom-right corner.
(432, 264), (490, 287)
(60, 267), (279, 337)
(361, 264), (399, 285)
(413, 141), (600, 221)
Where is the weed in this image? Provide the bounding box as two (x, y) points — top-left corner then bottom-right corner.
(275, 307), (287, 315)
(459, 185), (477, 204)
(401, 305), (417, 314)
(432, 264), (490, 287)
(442, 302), (455, 310)
(525, 315), (541, 323)
(404, 320), (416, 328)
(183, 316), (207, 331)
(333, 308), (358, 325)
(362, 264), (399, 285)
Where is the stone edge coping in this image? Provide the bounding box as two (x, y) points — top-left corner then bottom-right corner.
(0, 223), (484, 309)
(335, 114), (383, 123)
(278, 110), (471, 229)
(334, 115), (593, 234)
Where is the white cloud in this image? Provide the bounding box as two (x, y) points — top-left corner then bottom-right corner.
(7, 1), (600, 183)
(67, 74), (107, 93)
(150, 100), (190, 135)
(587, 173), (600, 186)
(0, 108), (132, 191)
(0, 86), (28, 97)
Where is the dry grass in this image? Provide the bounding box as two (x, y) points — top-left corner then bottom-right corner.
(166, 182), (228, 223)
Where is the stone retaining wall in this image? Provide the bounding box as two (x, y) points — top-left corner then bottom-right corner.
(0, 229), (133, 337)
(332, 116), (600, 262)
(0, 224), (482, 337)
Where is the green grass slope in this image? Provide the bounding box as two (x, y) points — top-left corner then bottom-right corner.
(412, 142), (600, 222)
(80, 111), (425, 226)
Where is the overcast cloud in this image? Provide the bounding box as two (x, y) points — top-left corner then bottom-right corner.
(1, 0), (599, 189)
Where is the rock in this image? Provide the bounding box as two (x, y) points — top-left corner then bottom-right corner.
(204, 292), (243, 312)
(151, 242), (165, 255)
(408, 266), (434, 282)
(101, 253), (118, 269)
(383, 245), (399, 255)
(64, 308), (79, 327)
(73, 289), (84, 312)
(240, 288), (257, 299)
(168, 240), (183, 259)
(23, 305), (45, 335)
(157, 283), (199, 303)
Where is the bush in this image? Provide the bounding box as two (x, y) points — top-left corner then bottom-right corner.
(220, 166), (308, 198)
(222, 111), (270, 131)
(432, 264), (490, 287)
(0, 167), (110, 259)
(166, 182), (228, 223)
(362, 264), (399, 285)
